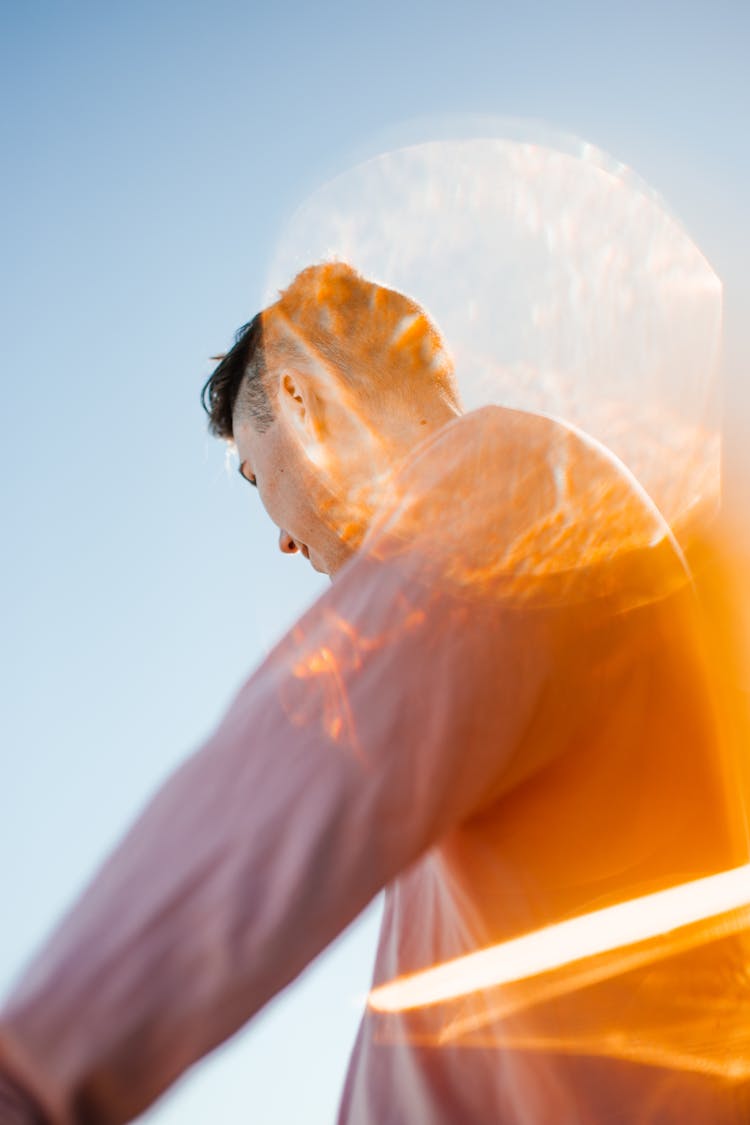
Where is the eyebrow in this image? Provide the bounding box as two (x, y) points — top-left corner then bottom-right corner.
(238, 462), (257, 487)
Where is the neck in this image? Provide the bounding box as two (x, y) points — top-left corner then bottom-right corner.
(343, 400), (462, 529)
(378, 398), (462, 461)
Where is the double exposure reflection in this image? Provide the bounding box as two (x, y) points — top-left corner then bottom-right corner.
(1, 164), (747, 1122)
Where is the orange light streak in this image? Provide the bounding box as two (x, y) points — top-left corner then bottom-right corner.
(369, 863), (750, 1013)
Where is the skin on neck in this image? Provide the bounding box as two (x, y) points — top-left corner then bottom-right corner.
(319, 389), (462, 537)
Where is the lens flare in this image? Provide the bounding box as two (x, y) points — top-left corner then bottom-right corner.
(369, 864), (750, 1014)
(267, 124), (721, 545)
(257, 126), (750, 1114)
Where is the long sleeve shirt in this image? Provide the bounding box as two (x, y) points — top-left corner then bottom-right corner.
(1, 407), (748, 1123)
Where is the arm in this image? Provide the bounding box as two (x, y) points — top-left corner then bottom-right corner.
(0, 542), (548, 1125)
(0, 1074), (44, 1125)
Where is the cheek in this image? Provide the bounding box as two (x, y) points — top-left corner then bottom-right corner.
(260, 470), (305, 534)
(258, 481), (286, 531)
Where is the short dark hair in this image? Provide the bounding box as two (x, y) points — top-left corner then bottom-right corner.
(201, 313), (275, 439)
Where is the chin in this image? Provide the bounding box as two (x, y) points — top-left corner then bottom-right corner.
(311, 532), (358, 579)
(313, 550), (340, 578)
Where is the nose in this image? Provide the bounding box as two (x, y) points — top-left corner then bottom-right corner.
(278, 530), (299, 555)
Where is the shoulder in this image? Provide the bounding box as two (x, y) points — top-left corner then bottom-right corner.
(365, 406), (688, 609)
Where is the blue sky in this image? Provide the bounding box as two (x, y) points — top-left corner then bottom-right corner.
(1, 2), (749, 1121)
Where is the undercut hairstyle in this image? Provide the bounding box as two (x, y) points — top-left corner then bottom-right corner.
(201, 314), (275, 439)
(202, 262), (460, 441)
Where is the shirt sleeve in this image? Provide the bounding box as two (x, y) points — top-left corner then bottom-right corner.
(0, 534), (555, 1125)
(0, 1073), (45, 1125)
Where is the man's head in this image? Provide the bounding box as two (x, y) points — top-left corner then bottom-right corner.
(202, 262), (461, 575)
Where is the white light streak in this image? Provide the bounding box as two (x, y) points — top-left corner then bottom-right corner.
(369, 864), (750, 1013)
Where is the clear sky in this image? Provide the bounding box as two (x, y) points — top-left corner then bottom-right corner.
(1, 2), (749, 1122)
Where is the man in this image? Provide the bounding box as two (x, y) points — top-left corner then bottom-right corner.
(203, 263), (463, 577)
(0, 263), (747, 1123)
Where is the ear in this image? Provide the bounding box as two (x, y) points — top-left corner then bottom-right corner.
(277, 369), (326, 442)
